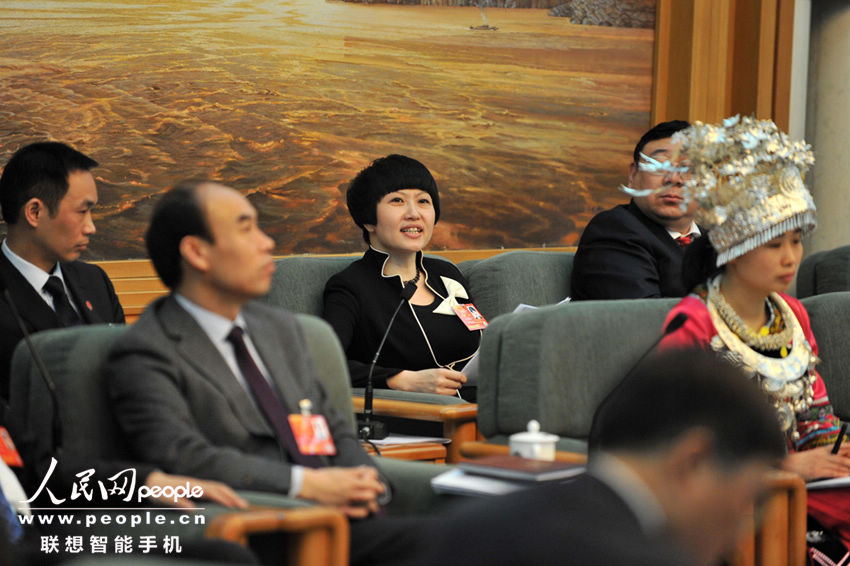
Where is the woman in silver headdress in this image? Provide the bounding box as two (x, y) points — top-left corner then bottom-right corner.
(658, 116), (850, 555)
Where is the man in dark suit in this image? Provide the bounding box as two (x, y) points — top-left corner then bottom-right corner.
(571, 120), (699, 300)
(410, 350), (785, 566)
(0, 142), (124, 403)
(107, 181), (391, 543)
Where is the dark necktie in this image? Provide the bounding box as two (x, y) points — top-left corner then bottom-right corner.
(226, 326), (320, 468)
(675, 234), (693, 248)
(43, 276), (81, 327)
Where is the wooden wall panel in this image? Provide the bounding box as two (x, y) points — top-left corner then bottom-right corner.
(653, 0), (796, 131)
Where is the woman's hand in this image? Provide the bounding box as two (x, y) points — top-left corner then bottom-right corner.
(781, 445), (850, 480)
(387, 368), (466, 395)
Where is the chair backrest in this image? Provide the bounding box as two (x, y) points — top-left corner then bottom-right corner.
(801, 292), (850, 421)
(463, 250), (574, 318)
(294, 314), (357, 430)
(474, 292), (850, 446)
(476, 298), (678, 448)
(261, 256), (358, 316)
(7, 324), (131, 490)
(797, 245), (850, 298)
(263, 253), (458, 317)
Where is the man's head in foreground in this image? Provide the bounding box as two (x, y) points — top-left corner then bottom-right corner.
(145, 180), (275, 319)
(590, 349), (785, 565)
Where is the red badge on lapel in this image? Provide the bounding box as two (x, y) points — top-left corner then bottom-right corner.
(85, 300), (93, 311)
(289, 414), (337, 456)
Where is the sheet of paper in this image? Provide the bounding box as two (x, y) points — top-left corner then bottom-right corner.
(430, 468), (527, 497)
(370, 434), (450, 446)
(806, 476), (850, 490)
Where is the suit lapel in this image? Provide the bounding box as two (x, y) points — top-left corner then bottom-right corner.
(628, 200), (684, 257)
(0, 252), (60, 331)
(243, 306), (306, 415)
(61, 262), (103, 324)
(157, 296), (274, 438)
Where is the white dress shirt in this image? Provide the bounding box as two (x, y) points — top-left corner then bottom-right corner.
(1, 239), (80, 315)
(666, 221), (701, 241)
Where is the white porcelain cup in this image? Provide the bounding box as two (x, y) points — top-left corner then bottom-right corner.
(509, 420), (559, 461)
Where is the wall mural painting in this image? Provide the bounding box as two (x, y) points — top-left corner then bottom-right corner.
(0, 0), (656, 259)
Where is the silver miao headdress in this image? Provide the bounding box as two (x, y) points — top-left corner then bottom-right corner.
(624, 115), (817, 266)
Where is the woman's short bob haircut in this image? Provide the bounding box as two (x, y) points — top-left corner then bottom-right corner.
(346, 154), (440, 244)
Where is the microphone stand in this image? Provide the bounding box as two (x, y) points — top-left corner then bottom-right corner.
(2, 286), (63, 454)
(358, 282), (417, 441)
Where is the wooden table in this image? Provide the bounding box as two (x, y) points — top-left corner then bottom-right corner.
(362, 441), (447, 464)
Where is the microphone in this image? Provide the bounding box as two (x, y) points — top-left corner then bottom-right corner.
(358, 281), (417, 441)
(587, 312), (688, 450)
(0, 275), (63, 454)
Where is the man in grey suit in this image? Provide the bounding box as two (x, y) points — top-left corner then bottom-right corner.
(107, 180), (386, 518)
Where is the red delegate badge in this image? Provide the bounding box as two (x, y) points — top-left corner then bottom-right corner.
(453, 303), (488, 330)
(288, 414), (337, 456)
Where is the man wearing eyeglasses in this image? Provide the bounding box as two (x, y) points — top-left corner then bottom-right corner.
(571, 120), (699, 300)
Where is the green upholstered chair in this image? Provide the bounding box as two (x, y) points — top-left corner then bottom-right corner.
(801, 292), (850, 421)
(475, 298), (678, 453)
(261, 256), (358, 315)
(461, 250), (574, 318)
(471, 292), (850, 452)
(797, 245), (850, 298)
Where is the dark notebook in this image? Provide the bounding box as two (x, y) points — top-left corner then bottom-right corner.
(459, 454), (585, 482)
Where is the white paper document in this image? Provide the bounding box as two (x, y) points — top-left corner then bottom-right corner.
(369, 434), (450, 446)
(806, 476), (850, 490)
(431, 468), (528, 497)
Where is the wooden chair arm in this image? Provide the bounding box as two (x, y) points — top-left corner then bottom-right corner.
(207, 506), (349, 566)
(459, 441), (588, 464)
(351, 397), (477, 422)
(733, 470), (807, 566)
(352, 397), (478, 463)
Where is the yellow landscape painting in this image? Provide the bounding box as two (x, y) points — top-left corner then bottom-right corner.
(0, 0), (654, 258)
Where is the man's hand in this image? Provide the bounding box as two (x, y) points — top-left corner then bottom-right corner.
(144, 470), (249, 510)
(299, 466), (385, 518)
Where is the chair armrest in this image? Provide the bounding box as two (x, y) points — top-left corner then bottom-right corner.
(727, 470), (806, 566)
(207, 506), (349, 566)
(373, 457), (459, 515)
(458, 441), (588, 464)
(352, 395), (478, 463)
